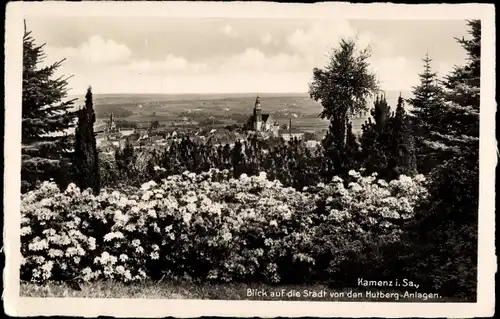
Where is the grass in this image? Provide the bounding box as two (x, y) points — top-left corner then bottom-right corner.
(20, 280), (462, 302)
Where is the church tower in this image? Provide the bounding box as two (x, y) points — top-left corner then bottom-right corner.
(253, 95), (262, 131)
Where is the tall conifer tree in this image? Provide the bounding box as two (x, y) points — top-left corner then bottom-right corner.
(407, 53), (445, 172)
(74, 87), (100, 194)
(22, 21), (78, 191)
(438, 20), (480, 153)
(360, 94), (392, 179)
(390, 94), (417, 178)
(403, 20), (481, 300)
(408, 53), (445, 130)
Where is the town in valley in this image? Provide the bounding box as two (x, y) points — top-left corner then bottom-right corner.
(83, 91), (406, 154)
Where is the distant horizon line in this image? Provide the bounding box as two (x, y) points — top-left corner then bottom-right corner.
(68, 92), (310, 96)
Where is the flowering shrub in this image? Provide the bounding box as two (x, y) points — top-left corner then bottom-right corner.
(304, 170), (428, 283)
(21, 169), (428, 284)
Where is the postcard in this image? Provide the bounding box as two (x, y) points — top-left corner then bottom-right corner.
(3, 1), (496, 317)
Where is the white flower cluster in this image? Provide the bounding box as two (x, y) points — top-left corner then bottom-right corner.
(21, 169), (427, 285)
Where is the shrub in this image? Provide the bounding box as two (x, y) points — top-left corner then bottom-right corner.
(396, 153), (478, 300)
(304, 170), (428, 284)
(21, 169), (428, 287)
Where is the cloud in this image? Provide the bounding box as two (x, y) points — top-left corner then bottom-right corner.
(287, 20), (356, 67)
(370, 56), (458, 91)
(370, 56), (420, 91)
(122, 46), (305, 78)
(221, 24), (239, 37)
(286, 20), (398, 68)
(78, 36), (132, 64)
(65, 69), (311, 95)
(126, 54), (207, 73)
(261, 32), (273, 45)
(45, 36), (132, 66)
(220, 48), (303, 73)
(284, 20), (425, 91)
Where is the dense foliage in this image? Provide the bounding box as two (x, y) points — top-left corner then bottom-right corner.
(21, 170), (427, 287)
(407, 53), (446, 173)
(392, 20), (481, 300)
(73, 87), (100, 194)
(109, 137), (329, 191)
(361, 94), (417, 180)
(309, 37), (378, 176)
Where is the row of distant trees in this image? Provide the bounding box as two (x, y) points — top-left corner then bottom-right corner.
(96, 106), (133, 119)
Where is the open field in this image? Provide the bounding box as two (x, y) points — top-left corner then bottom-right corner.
(20, 280), (456, 302)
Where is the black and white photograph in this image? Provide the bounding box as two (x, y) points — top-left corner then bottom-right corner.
(3, 1), (496, 317)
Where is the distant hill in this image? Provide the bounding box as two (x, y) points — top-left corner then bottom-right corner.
(68, 90), (413, 110)
(67, 92), (309, 107)
(64, 91), (414, 135)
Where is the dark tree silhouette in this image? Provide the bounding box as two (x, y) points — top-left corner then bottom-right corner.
(73, 87), (100, 194)
(309, 37), (378, 177)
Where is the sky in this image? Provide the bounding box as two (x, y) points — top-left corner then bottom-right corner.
(26, 16), (470, 95)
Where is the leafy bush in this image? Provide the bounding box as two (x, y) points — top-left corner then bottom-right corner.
(21, 169), (427, 286)
(395, 153), (479, 300)
(102, 137), (330, 192)
(303, 170), (428, 284)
